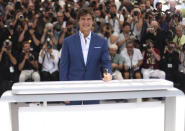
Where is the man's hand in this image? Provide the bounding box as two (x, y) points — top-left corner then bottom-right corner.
(103, 73), (112, 82)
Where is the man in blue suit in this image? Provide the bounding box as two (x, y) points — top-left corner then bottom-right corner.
(60, 7), (112, 105)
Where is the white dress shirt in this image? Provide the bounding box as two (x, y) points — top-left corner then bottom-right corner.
(79, 31), (91, 65)
(38, 49), (60, 74)
(120, 48), (143, 70)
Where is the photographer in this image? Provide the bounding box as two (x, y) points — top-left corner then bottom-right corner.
(144, 20), (165, 53)
(142, 39), (165, 79)
(109, 44), (124, 80)
(105, 4), (124, 34)
(18, 41), (40, 82)
(62, 21), (75, 38)
(161, 41), (185, 92)
(117, 22), (131, 52)
(129, 8), (143, 41)
(0, 39), (18, 96)
(41, 23), (57, 49)
(2, 20), (20, 51)
(53, 11), (67, 49)
(39, 38), (60, 81)
(94, 7), (104, 33)
(120, 40), (143, 79)
(18, 19), (41, 53)
(99, 23), (117, 46)
(173, 26), (185, 51)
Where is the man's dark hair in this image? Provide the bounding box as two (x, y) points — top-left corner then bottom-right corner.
(126, 39), (135, 46)
(77, 7), (94, 21)
(156, 2), (162, 8)
(122, 22), (131, 28)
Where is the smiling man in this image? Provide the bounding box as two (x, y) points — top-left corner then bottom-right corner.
(60, 7), (112, 105)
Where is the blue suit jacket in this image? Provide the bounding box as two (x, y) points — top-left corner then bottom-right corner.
(60, 32), (112, 81)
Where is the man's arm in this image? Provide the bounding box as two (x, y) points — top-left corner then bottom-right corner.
(101, 39), (112, 81)
(60, 39), (69, 81)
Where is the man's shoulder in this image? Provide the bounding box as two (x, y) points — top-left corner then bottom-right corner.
(64, 33), (78, 42)
(92, 32), (106, 41)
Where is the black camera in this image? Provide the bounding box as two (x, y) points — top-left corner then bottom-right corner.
(19, 15), (24, 20)
(48, 29), (51, 32)
(46, 37), (52, 49)
(90, 1), (97, 7)
(146, 45), (151, 50)
(104, 31), (110, 38)
(28, 25), (32, 30)
(99, 4), (103, 10)
(168, 46), (173, 51)
(54, 23), (61, 32)
(29, 53), (34, 61)
(4, 39), (11, 50)
(110, 13), (116, 19)
(106, 25), (110, 30)
(133, 11), (138, 16)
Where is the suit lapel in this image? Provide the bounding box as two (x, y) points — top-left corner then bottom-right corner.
(75, 32), (85, 67)
(86, 32), (95, 67)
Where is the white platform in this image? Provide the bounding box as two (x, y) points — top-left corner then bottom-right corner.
(0, 80), (184, 131)
(0, 101), (165, 131)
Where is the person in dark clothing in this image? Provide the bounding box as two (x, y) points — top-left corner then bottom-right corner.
(161, 41), (185, 93)
(0, 39), (18, 96)
(18, 41), (40, 82)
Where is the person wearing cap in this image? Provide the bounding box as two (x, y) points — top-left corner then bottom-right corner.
(141, 39), (165, 79)
(109, 44), (124, 80)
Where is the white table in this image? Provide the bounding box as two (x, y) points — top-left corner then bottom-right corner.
(1, 79), (184, 131)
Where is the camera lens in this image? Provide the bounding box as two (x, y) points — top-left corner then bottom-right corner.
(106, 26), (110, 30)
(19, 15), (24, 19)
(133, 11), (138, 16)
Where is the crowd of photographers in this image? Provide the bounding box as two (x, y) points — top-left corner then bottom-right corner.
(0, 0), (185, 96)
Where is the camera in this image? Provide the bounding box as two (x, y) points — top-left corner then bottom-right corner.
(133, 11), (139, 16)
(168, 46), (173, 51)
(29, 53), (34, 61)
(46, 37), (52, 49)
(110, 13), (116, 19)
(19, 15), (24, 20)
(67, 27), (72, 33)
(106, 25), (110, 30)
(28, 25), (32, 30)
(54, 23), (61, 32)
(99, 4), (103, 10)
(104, 31), (110, 38)
(48, 29), (51, 32)
(146, 45), (151, 50)
(4, 39), (11, 50)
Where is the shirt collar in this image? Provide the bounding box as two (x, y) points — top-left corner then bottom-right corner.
(79, 31), (91, 40)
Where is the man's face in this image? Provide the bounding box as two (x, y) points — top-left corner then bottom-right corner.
(78, 14), (93, 34)
(176, 28), (182, 37)
(57, 13), (64, 22)
(123, 25), (130, 34)
(126, 43), (134, 54)
(157, 4), (162, 11)
(23, 43), (30, 52)
(109, 48), (117, 56)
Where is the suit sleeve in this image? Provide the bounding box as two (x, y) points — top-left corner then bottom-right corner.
(101, 39), (112, 74)
(60, 39), (69, 81)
